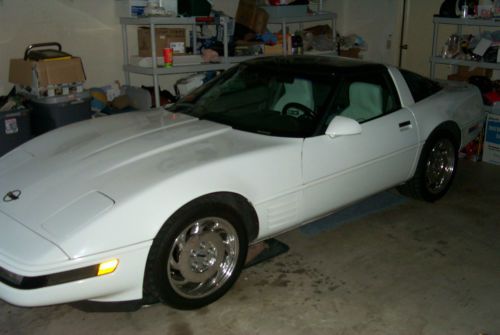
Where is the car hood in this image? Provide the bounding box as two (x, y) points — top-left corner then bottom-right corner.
(0, 110), (233, 235)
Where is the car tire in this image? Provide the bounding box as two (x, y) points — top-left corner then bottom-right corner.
(398, 131), (458, 202)
(143, 201), (248, 310)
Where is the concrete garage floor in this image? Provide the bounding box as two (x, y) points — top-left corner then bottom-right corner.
(1, 159), (499, 335)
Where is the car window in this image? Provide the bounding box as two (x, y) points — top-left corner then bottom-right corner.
(326, 70), (401, 125)
(171, 64), (335, 138)
(400, 69), (442, 103)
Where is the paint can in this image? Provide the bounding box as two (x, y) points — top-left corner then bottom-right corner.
(163, 48), (173, 68)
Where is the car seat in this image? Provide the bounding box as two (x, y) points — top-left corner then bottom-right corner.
(273, 78), (315, 113)
(340, 82), (383, 122)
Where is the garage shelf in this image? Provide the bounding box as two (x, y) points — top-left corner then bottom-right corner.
(267, 12), (337, 56)
(430, 17), (500, 79)
(120, 12), (337, 107)
(430, 56), (500, 70)
(430, 17), (500, 113)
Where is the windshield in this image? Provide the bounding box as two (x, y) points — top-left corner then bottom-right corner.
(168, 63), (335, 137)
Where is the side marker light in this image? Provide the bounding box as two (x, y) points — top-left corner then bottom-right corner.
(97, 259), (119, 276)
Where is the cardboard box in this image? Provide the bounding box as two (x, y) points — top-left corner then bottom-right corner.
(236, 0), (269, 34)
(264, 33), (292, 55)
(458, 65), (493, 77)
(483, 113), (500, 165)
(9, 57), (86, 88)
(264, 43), (291, 56)
(448, 65), (493, 81)
(339, 48), (361, 59)
(138, 27), (186, 57)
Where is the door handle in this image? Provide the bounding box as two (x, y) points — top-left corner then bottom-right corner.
(399, 121), (412, 130)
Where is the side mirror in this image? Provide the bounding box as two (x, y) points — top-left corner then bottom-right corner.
(325, 116), (362, 138)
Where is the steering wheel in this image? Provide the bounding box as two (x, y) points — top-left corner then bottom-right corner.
(281, 102), (316, 119)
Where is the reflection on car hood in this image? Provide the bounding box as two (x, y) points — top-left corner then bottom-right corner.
(0, 110), (232, 233)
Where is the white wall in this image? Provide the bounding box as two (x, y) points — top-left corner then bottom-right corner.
(324, 0), (402, 65)
(0, 0), (126, 96)
(0, 0), (430, 97)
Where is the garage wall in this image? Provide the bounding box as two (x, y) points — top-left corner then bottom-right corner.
(0, 0), (438, 97)
(0, 0), (126, 96)
(327, 0), (402, 66)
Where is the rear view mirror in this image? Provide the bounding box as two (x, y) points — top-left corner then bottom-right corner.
(325, 116), (362, 138)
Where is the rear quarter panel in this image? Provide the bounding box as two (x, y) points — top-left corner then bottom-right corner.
(389, 66), (484, 149)
(412, 83), (484, 149)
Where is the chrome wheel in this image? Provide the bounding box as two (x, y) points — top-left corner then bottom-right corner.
(167, 217), (239, 299)
(425, 138), (456, 195)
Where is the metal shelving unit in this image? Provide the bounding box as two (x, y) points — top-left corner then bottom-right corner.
(120, 12), (337, 107)
(430, 16), (500, 78)
(121, 15), (232, 107)
(267, 11), (337, 55)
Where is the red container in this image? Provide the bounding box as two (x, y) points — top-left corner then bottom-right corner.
(163, 48), (173, 68)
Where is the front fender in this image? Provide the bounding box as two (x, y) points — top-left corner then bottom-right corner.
(50, 137), (303, 258)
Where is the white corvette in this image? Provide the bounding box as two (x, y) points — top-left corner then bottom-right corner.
(0, 56), (484, 309)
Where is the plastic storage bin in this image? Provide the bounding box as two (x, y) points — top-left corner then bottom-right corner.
(26, 91), (92, 136)
(0, 107), (32, 157)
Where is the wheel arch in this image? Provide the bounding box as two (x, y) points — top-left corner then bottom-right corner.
(143, 191), (257, 308)
(162, 191), (259, 243)
(399, 120), (461, 202)
(426, 121), (461, 148)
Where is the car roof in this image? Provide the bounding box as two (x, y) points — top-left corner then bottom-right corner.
(243, 55), (387, 76)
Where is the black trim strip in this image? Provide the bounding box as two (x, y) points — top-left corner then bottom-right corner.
(71, 300), (143, 312)
(399, 120), (411, 128)
(0, 264), (99, 290)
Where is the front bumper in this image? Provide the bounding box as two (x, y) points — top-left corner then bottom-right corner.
(0, 242), (151, 307)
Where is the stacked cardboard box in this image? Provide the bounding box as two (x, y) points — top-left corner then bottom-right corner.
(137, 27), (186, 57)
(236, 0), (269, 34)
(9, 57), (86, 97)
(8, 56), (91, 135)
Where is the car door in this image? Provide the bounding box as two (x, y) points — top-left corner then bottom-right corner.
(302, 69), (419, 219)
